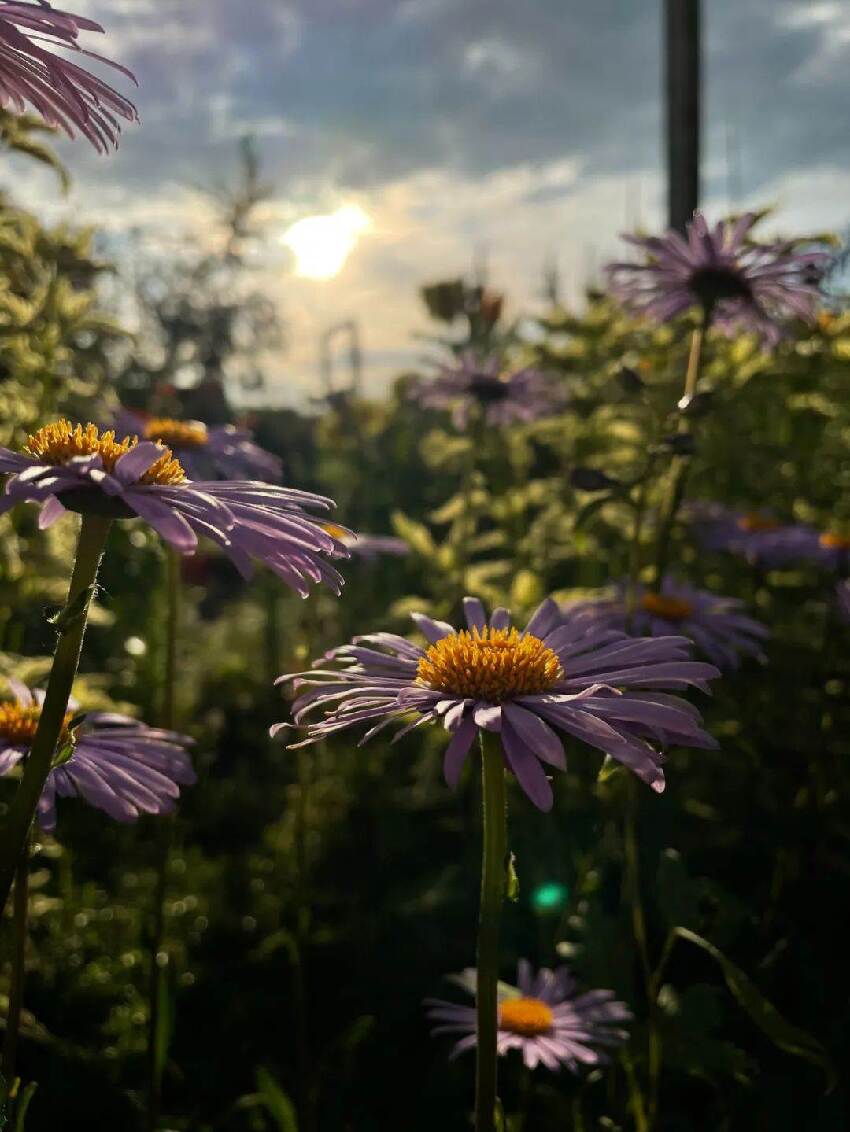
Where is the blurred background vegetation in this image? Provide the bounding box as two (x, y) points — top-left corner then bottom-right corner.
(2, 110), (849, 1132)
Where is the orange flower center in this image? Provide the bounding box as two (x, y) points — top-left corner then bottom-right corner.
(416, 627), (563, 701)
(498, 997), (554, 1036)
(737, 513), (780, 533)
(24, 421), (186, 486)
(819, 532), (850, 551)
(0, 701), (73, 749)
(143, 418), (209, 449)
(640, 592), (694, 622)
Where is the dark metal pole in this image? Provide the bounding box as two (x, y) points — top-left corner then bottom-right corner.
(665, 0), (701, 232)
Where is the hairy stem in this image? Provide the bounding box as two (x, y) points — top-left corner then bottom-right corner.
(0, 513), (111, 914)
(146, 547), (180, 1132)
(475, 731), (507, 1132)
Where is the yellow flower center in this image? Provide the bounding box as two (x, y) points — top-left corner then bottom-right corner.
(23, 420), (187, 486)
(640, 592), (694, 622)
(498, 997), (554, 1037)
(819, 532), (850, 551)
(143, 418), (209, 449)
(0, 701), (73, 749)
(737, 513), (780, 533)
(415, 627), (563, 701)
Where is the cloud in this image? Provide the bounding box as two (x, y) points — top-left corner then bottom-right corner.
(5, 0), (848, 404)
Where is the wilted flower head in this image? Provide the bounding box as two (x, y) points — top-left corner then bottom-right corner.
(274, 596), (719, 811)
(0, 420), (347, 597)
(425, 960), (631, 1072)
(0, 679), (195, 832)
(116, 409), (282, 483)
(0, 1), (137, 151)
(412, 352), (564, 430)
(574, 578), (769, 671)
(688, 502), (814, 568)
(607, 212), (829, 346)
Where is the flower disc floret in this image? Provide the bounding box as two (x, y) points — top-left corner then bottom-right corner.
(0, 700), (72, 750)
(143, 418), (209, 450)
(24, 420), (186, 485)
(640, 593), (693, 623)
(819, 532), (850, 551)
(416, 627), (563, 701)
(737, 513), (780, 533)
(498, 997), (553, 1036)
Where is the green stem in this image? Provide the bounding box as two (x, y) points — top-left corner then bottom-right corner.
(1, 833), (31, 1082)
(146, 548), (180, 1132)
(475, 732), (507, 1132)
(651, 321), (707, 590)
(0, 513), (111, 915)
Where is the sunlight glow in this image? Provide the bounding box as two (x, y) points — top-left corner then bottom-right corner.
(281, 205), (371, 280)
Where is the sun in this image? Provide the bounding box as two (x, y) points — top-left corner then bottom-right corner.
(281, 205), (371, 280)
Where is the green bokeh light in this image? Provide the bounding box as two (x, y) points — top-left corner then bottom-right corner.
(531, 881), (569, 914)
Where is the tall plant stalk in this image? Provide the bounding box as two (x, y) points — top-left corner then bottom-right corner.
(652, 315), (709, 589)
(1, 833), (31, 1084)
(146, 547), (180, 1132)
(475, 731), (507, 1132)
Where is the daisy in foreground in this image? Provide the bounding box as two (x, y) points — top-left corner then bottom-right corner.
(0, 420), (346, 915)
(115, 409), (282, 483)
(573, 579), (769, 672)
(0, 679), (195, 833)
(425, 961), (631, 1072)
(606, 211), (828, 346)
(0, 420), (346, 595)
(412, 352), (564, 430)
(275, 595), (720, 810)
(0, 0), (137, 151)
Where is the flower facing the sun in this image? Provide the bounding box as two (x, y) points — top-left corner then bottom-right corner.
(274, 597), (720, 810)
(0, 679), (195, 832)
(0, 0), (137, 151)
(425, 961), (631, 1072)
(0, 420), (347, 597)
(116, 409), (282, 483)
(606, 212), (829, 346)
(412, 352), (565, 430)
(573, 579), (769, 671)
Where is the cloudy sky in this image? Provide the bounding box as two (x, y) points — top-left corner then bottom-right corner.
(10, 0), (850, 402)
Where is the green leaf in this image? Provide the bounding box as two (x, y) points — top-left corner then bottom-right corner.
(673, 927), (836, 1090)
(255, 1067), (299, 1132)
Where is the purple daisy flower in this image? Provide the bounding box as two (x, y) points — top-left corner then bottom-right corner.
(574, 578), (770, 671)
(606, 212), (829, 346)
(0, 1), (137, 152)
(412, 352), (565, 430)
(425, 960), (631, 1072)
(115, 409), (282, 483)
(688, 502), (814, 568)
(274, 596), (720, 811)
(0, 679), (195, 833)
(0, 420), (347, 598)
